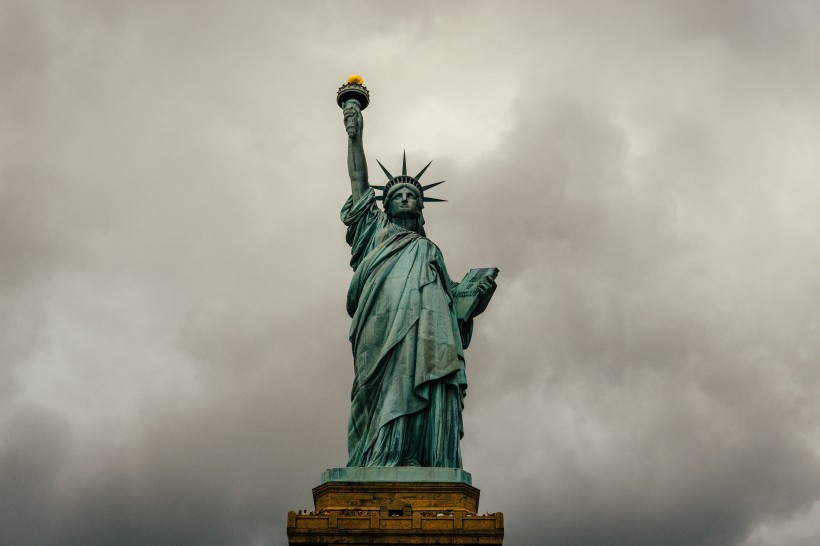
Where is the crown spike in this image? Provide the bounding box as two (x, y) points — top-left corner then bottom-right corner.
(420, 180), (445, 192)
(422, 197), (447, 203)
(402, 150), (407, 176)
(375, 159), (394, 181)
(415, 160), (433, 181)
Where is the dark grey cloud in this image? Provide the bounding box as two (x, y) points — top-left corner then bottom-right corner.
(1, 1), (819, 544)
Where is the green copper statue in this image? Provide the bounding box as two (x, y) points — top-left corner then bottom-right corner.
(338, 76), (498, 469)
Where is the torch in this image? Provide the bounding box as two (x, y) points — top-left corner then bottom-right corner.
(337, 74), (370, 138)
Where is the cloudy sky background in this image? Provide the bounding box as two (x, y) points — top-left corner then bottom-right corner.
(2, 1), (820, 544)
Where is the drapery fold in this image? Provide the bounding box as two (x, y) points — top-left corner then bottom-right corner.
(341, 190), (467, 468)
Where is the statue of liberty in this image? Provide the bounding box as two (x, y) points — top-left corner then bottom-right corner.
(338, 76), (497, 469)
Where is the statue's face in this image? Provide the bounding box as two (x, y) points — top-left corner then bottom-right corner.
(388, 186), (421, 218)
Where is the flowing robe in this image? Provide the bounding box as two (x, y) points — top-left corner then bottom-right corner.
(342, 189), (470, 468)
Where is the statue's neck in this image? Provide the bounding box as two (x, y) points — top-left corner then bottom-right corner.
(391, 216), (418, 232)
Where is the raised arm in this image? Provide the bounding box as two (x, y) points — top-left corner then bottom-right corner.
(343, 99), (369, 202)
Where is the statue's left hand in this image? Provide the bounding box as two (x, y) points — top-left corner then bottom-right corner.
(476, 278), (496, 295)
(472, 278), (497, 318)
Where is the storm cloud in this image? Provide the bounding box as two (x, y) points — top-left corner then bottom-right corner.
(2, 1), (819, 544)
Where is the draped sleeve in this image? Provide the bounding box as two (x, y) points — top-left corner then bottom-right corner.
(341, 189), (389, 271)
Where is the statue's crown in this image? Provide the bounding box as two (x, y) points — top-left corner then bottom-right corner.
(372, 151), (446, 206)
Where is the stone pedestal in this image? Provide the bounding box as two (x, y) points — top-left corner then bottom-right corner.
(287, 467), (504, 544)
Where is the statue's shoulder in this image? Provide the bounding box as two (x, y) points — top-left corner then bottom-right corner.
(342, 189), (384, 226)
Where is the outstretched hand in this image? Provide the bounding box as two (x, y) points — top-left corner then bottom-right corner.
(343, 100), (363, 138)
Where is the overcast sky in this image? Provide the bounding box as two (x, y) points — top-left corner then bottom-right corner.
(2, 1), (820, 544)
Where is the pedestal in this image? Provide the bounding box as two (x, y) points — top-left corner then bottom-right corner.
(287, 467), (504, 544)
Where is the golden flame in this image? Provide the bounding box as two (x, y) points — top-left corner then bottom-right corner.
(346, 74), (364, 85)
